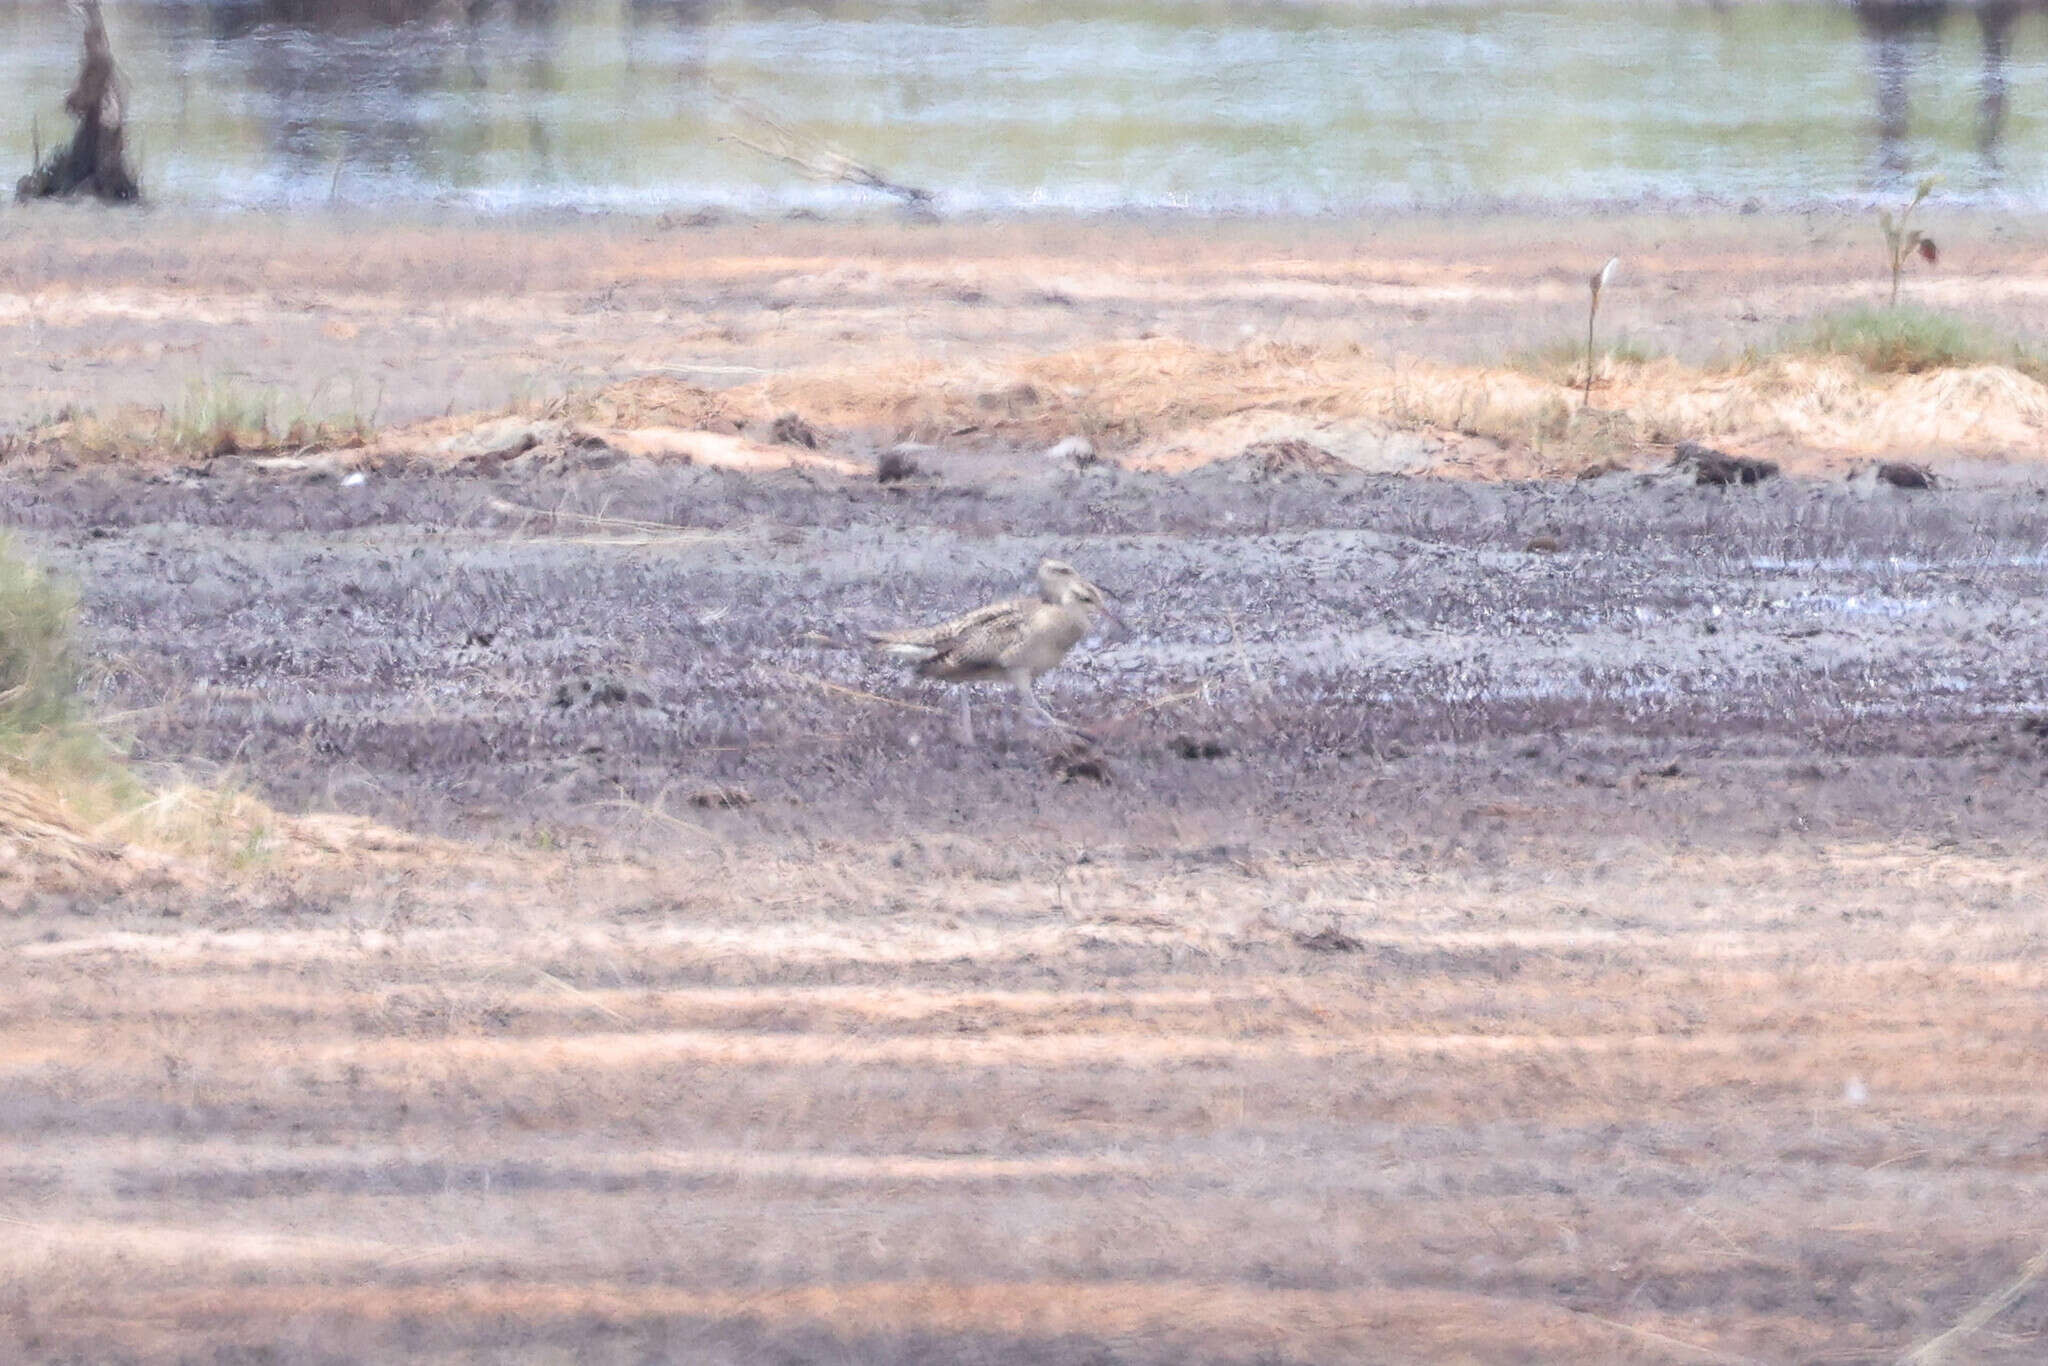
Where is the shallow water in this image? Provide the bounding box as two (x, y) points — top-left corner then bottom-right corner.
(6, 0), (2048, 213)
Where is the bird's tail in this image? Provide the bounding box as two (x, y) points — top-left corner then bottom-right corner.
(801, 629), (870, 651)
(809, 628), (938, 663)
(867, 634), (940, 663)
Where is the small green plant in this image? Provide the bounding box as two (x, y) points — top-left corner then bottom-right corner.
(1585, 257), (1618, 407)
(1878, 177), (1939, 307)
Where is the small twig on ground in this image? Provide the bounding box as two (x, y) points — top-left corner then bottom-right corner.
(632, 363), (775, 378)
(1099, 683), (1215, 730)
(377, 1242), (474, 1269)
(593, 794), (722, 847)
(1896, 1237), (2048, 1364)
(1569, 1310), (1764, 1365)
(484, 497), (728, 539)
(532, 968), (627, 1024)
(686, 735), (850, 755)
(777, 668), (945, 715)
(1077, 680), (1225, 740)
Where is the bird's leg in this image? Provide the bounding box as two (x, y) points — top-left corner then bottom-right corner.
(1011, 672), (1051, 727)
(1013, 672), (1090, 739)
(956, 691), (976, 746)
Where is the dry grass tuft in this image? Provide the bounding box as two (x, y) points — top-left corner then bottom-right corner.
(1238, 438), (1353, 478)
(560, 377), (747, 434)
(0, 769), (138, 895)
(96, 777), (287, 870)
(1508, 334), (1662, 387)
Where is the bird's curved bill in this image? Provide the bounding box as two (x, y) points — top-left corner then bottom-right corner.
(1080, 576), (1128, 633)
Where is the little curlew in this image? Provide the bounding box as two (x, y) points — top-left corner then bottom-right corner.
(867, 559), (1121, 744)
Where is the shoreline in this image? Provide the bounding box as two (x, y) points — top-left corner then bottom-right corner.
(34, 188), (2048, 226)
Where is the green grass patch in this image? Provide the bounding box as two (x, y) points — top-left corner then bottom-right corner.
(167, 375), (382, 457)
(36, 374), (387, 462)
(1790, 306), (2045, 378)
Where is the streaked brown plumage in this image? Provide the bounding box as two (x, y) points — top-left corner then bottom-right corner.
(867, 559), (1118, 742)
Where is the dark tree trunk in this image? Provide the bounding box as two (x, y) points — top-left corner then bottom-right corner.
(17, 0), (140, 204)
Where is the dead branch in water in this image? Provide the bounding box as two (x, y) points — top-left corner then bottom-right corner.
(17, 0), (139, 203)
(712, 84), (934, 211)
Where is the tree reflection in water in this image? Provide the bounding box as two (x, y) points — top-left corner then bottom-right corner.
(1854, 0), (2044, 182)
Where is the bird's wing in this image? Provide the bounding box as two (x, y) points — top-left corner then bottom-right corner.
(868, 596), (1033, 671)
(869, 596), (1025, 650)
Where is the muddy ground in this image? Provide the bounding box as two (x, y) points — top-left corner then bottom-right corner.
(6, 445), (2048, 1362)
(11, 455), (2048, 845)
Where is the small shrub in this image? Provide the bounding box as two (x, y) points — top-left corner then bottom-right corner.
(876, 448), (920, 483)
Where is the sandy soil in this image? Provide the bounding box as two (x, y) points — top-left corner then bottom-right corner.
(0, 210), (2042, 403)
(12, 208), (2048, 481)
(6, 211), (2048, 1362)
(9, 831), (2048, 1364)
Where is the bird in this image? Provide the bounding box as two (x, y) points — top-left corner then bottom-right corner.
(866, 559), (1121, 744)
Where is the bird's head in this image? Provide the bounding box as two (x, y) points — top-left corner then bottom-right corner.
(1036, 559), (1081, 599)
(1062, 576), (1126, 634)
(1038, 558), (1127, 632)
